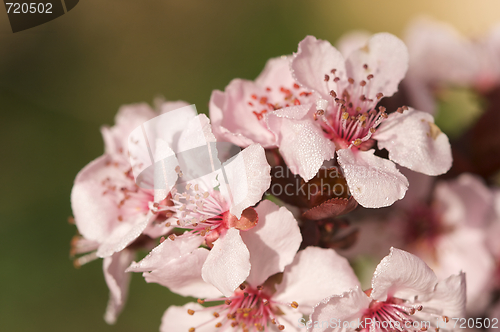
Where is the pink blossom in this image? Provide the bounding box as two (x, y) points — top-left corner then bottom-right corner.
(70, 101), (190, 323)
(404, 18), (500, 114)
(159, 247), (360, 332)
(210, 56), (315, 148)
(344, 172), (496, 315)
(308, 248), (466, 332)
(266, 34), (451, 208)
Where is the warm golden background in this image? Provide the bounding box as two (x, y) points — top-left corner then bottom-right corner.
(1, 1), (499, 331)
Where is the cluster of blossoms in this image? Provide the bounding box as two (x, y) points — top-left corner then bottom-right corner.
(70, 20), (500, 331)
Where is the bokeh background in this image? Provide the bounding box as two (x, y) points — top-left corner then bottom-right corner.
(1, 1), (500, 331)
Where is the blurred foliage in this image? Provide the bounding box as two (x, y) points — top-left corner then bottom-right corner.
(1, 0), (499, 331)
(434, 87), (483, 139)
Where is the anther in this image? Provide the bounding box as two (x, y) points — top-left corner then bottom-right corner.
(186, 183), (192, 190)
(330, 90), (337, 97)
(257, 285), (263, 291)
(331, 69), (337, 74)
(376, 92), (384, 99)
(239, 284), (246, 290)
(213, 312), (219, 318)
(159, 236), (165, 243)
(348, 78), (355, 84)
(324, 74), (330, 81)
(187, 309), (195, 315)
(278, 325), (285, 330)
(396, 107), (403, 113)
(189, 328), (195, 332)
(367, 74), (374, 80)
(168, 234), (176, 241)
(342, 112), (349, 120)
(363, 64), (368, 69)
(360, 80), (366, 87)
(353, 139), (362, 146)
(225, 299), (232, 305)
(291, 301), (299, 309)
(443, 316), (449, 323)
(215, 322), (222, 328)
(334, 77), (340, 82)
(197, 299), (205, 304)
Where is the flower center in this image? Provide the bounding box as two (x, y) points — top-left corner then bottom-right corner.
(313, 64), (405, 150)
(188, 285), (298, 332)
(154, 182), (257, 246)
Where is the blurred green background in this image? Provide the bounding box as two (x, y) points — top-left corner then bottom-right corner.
(1, 1), (499, 331)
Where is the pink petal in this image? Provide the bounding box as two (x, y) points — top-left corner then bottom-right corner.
(160, 303), (213, 332)
(291, 35), (347, 99)
(307, 287), (370, 332)
(201, 228), (251, 297)
(371, 248), (438, 302)
(337, 149), (408, 208)
(255, 56), (298, 97)
(127, 104), (197, 183)
(431, 228), (494, 315)
(240, 200), (302, 287)
(221, 143), (271, 219)
(96, 212), (151, 258)
(209, 80), (276, 148)
(434, 173), (493, 228)
(336, 31), (371, 58)
(102, 103), (156, 157)
(374, 109), (452, 176)
(266, 105), (336, 181)
(71, 155), (121, 243)
(103, 249), (135, 324)
(274, 247), (360, 314)
(346, 33), (408, 100)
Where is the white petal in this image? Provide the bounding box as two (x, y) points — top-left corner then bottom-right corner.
(307, 287), (369, 332)
(417, 273), (466, 325)
(160, 303), (214, 332)
(271, 305), (304, 332)
(241, 200), (302, 287)
(126, 235), (203, 272)
(103, 249), (135, 324)
(274, 247), (360, 315)
(336, 31), (371, 58)
(96, 212), (151, 258)
(266, 105), (336, 181)
(371, 248), (438, 302)
(220, 143), (271, 218)
(291, 36), (347, 98)
(144, 248), (222, 299)
(346, 33), (408, 100)
(337, 149), (408, 208)
(374, 108), (452, 176)
(201, 228), (251, 297)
